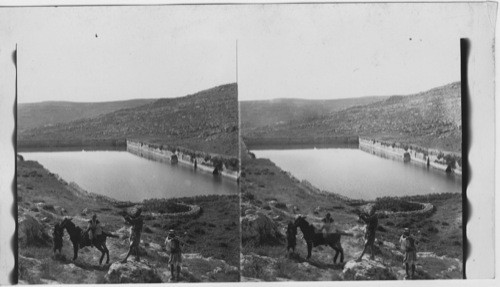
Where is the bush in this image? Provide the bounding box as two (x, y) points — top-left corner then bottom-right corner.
(275, 202), (287, 210)
(242, 192), (255, 201)
(212, 157), (224, 171)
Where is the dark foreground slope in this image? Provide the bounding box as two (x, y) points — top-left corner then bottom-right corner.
(243, 82), (461, 153)
(18, 159), (239, 283)
(18, 84), (238, 156)
(18, 99), (156, 133)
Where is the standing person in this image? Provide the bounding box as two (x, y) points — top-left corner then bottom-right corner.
(400, 228), (418, 279)
(356, 207), (378, 261)
(86, 214), (102, 246)
(286, 222), (297, 253)
(122, 206), (144, 263)
(319, 213), (335, 240)
(165, 229), (182, 282)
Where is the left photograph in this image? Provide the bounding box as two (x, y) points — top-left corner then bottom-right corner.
(14, 7), (240, 283)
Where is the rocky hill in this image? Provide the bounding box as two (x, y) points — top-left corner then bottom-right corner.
(18, 99), (156, 133)
(18, 84), (238, 157)
(243, 82), (461, 153)
(240, 96), (388, 131)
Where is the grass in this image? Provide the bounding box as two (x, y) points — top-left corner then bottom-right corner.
(17, 160), (240, 283)
(142, 195), (240, 266)
(240, 150), (463, 280)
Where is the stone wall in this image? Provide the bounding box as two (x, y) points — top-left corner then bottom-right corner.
(359, 138), (462, 176)
(377, 202), (435, 218)
(147, 204), (201, 219)
(127, 140), (238, 181)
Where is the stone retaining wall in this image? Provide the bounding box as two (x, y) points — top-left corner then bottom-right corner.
(127, 140), (239, 181)
(378, 202), (435, 218)
(359, 138), (462, 176)
(148, 204), (201, 219)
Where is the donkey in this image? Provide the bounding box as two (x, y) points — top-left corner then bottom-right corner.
(56, 217), (118, 265)
(294, 215), (351, 264)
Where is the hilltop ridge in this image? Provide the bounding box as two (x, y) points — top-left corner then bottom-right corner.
(242, 82), (461, 153)
(18, 83), (239, 157)
(18, 99), (156, 132)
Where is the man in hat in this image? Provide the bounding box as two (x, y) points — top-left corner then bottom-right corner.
(400, 228), (418, 279)
(85, 214), (102, 247)
(356, 207), (378, 262)
(165, 229), (182, 282)
(122, 206), (144, 263)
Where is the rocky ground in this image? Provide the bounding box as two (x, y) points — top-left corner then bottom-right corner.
(17, 159), (239, 284)
(240, 152), (463, 281)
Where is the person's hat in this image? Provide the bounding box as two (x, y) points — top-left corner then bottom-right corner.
(404, 228), (410, 234)
(129, 205), (143, 217)
(168, 229), (176, 236)
(92, 214), (97, 218)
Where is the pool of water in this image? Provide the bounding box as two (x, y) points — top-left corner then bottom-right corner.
(21, 151), (238, 202)
(253, 148), (461, 200)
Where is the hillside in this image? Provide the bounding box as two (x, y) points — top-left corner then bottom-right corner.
(243, 82), (461, 153)
(240, 96), (389, 130)
(18, 99), (156, 133)
(18, 84), (239, 157)
(17, 159), (239, 283)
(239, 145), (463, 281)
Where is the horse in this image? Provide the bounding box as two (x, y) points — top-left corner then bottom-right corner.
(56, 217), (118, 265)
(286, 222), (297, 253)
(294, 215), (351, 264)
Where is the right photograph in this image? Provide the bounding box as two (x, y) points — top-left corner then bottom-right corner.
(238, 6), (463, 281)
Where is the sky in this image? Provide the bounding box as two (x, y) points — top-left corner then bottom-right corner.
(1, 6), (238, 103)
(237, 4), (462, 101)
(0, 4), (467, 103)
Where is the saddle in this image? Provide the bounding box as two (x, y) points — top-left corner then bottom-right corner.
(80, 230), (94, 248)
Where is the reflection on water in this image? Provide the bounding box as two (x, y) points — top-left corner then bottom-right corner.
(253, 148), (461, 200)
(21, 151), (237, 202)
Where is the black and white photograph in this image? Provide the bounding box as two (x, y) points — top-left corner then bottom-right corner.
(239, 4), (464, 281)
(0, 1), (497, 285)
(8, 6), (240, 283)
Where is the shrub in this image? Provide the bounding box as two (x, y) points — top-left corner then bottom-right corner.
(275, 202), (287, 210)
(242, 192), (255, 201)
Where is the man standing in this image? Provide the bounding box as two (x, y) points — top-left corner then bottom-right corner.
(400, 228), (418, 279)
(122, 206), (144, 263)
(86, 214), (102, 246)
(356, 207), (378, 261)
(165, 229), (182, 282)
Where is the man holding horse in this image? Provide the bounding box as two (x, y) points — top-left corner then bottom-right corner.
(286, 222), (297, 253)
(122, 206), (144, 263)
(356, 207), (378, 262)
